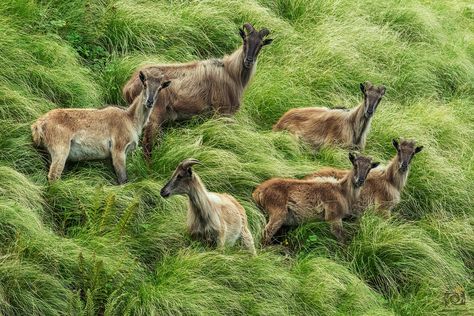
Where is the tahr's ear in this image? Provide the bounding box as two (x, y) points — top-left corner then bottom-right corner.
(349, 152), (356, 165)
(263, 38), (273, 46)
(380, 85), (386, 95)
(371, 162), (380, 169)
(139, 71), (146, 85)
(392, 139), (399, 150)
(415, 146), (423, 154)
(161, 80), (171, 89)
(239, 28), (245, 40)
(360, 83), (365, 94)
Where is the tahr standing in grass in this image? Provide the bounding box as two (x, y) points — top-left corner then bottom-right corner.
(253, 153), (379, 244)
(123, 23), (273, 161)
(274, 82), (385, 150)
(31, 71), (170, 184)
(161, 159), (256, 255)
(304, 139), (423, 217)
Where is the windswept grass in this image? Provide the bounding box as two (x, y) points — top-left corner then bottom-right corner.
(0, 0), (473, 314)
(348, 213), (468, 314)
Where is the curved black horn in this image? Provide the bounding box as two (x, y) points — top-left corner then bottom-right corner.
(139, 71), (146, 84)
(243, 23), (255, 33)
(259, 28), (270, 37)
(180, 158), (201, 170)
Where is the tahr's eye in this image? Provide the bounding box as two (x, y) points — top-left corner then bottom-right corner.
(177, 174), (183, 180)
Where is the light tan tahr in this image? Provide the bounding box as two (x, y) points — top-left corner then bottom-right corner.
(304, 139), (423, 217)
(273, 82), (385, 150)
(122, 23), (273, 161)
(31, 71), (170, 184)
(161, 159), (256, 255)
(253, 153), (379, 244)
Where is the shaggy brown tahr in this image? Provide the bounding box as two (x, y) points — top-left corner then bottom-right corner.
(123, 23), (273, 161)
(253, 153), (379, 244)
(160, 159), (256, 255)
(304, 139), (423, 217)
(31, 71), (170, 184)
(273, 82), (386, 150)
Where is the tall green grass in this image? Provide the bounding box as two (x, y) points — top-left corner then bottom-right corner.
(0, 0), (473, 314)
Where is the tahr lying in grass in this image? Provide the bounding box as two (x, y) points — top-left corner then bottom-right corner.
(122, 23), (273, 161)
(31, 71), (170, 184)
(253, 153), (379, 244)
(304, 139), (423, 217)
(161, 158), (256, 255)
(274, 82), (385, 150)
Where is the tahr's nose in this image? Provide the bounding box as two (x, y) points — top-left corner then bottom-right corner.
(146, 99), (154, 108)
(160, 188), (170, 198)
(356, 178), (365, 187)
(244, 58), (254, 68)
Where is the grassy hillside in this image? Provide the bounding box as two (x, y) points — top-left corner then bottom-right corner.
(0, 0), (473, 315)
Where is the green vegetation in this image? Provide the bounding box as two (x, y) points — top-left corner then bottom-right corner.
(0, 0), (473, 314)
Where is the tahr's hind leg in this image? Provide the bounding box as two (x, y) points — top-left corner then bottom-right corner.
(217, 228), (226, 250)
(241, 225), (256, 255)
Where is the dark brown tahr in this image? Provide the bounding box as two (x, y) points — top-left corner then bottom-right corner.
(31, 71), (170, 184)
(252, 153), (379, 244)
(304, 139), (423, 217)
(122, 23), (273, 161)
(160, 158), (256, 255)
(273, 81), (386, 151)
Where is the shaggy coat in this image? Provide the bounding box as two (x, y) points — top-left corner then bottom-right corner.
(122, 23), (272, 160)
(304, 139), (423, 217)
(31, 71), (170, 183)
(273, 82), (385, 150)
(253, 153), (379, 244)
(161, 159), (256, 255)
